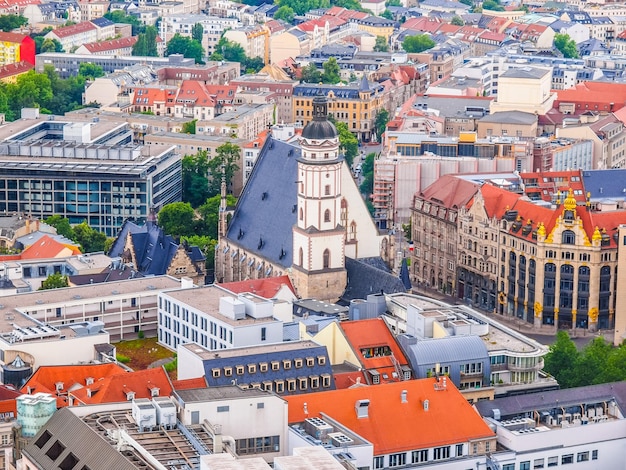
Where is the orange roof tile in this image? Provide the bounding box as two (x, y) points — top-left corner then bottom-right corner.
(340, 318), (410, 375)
(218, 274), (296, 299)
(333, 371), (367, 389)
(20, 234), (80, 259)
(50, 21), (96, 38)
(22, 363), (127, 407)
(0, 60), (33, 79)
(0, 32), (29, 43)
(285, 379), (495, 454)
(171, 377), (207, 390)
(70, 368), (173, 405)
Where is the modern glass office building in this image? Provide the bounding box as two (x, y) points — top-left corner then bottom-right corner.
(0, 117), (182, 236)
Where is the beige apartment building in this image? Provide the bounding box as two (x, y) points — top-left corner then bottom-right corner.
(412, 175), (626, 334)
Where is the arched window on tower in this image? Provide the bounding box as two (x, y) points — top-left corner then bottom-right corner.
(323, 249), (330, 269)
(299, 207), (303, 221)
(324, 209), (331, 223)
(299, 248), (303, 267)
(349, 221), (357, 240)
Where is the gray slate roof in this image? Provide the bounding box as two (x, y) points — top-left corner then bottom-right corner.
(226, 136), (300, 268)
(22, 408), (137, 470)
(499, 66), (550, 79)
(475, 381), (626, 419)
(582, 169), (626, 200)
(479, 110), (537, 125)
(402, 334), (489, 365)
(341, 257), (407, 302)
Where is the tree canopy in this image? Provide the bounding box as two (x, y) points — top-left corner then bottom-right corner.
(207, 142), (241, 196)
(157, 202), (196, 238)
(554, 33), (579, 58)
(482, 0), (504, 10)
(210, 37), (264, 74)
(39, 273), (69, 290)
(374, 36), (389, 52)
(44, 216), (109, 253)
(182, 149), (210, 207)
(78, 63), (104, 80)
(104, 10), (144, 35)
(0, 15), (27, 32)
(274, 5), (295, 23)
(374, 109), (389, 140)
(132, 25), (159, 57)
(166, 33), (205, 63)
(301, 63), (321, 83)
(275, 0), (330, 16)
(543, 331), (626, 388)
(402, 34), (435, 53)
(335, 121), (358, 166)
(322, 57), (340, 84)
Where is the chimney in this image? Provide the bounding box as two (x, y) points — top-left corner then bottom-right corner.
(401, 390), (408, 403)
(423, 399), (429, 411)
(355, 399), (370, 418)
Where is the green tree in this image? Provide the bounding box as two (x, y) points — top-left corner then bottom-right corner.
(157, 202), (196, 237)
(301, 63), (321, 83)
(274, 5), (295, 23)
(402, 34), (436, 53)
(374, 35), (389, 52)
(386, 0), (402, 5)
(73, 221), (107, 253)
(78, 62), (104, 80)
(181, 119), (196, 134)
(196, 194), (237, 238)
(104, 10), (143, 35)
(0, 15), (27, 32)
(211, 37), (246, 63)
(362, 152), (376, 175)
(459, 0), (472, 5)
(182, 150), (210, 207)
(374, 108), (389, 140)
(7, 70), (53, 114)
(207, 142), (241, 196)
(133, 26), (159, 57)
(574, 337), (613, 387)
(166, 33), (205, 63)
(554, 33), (579, 58)
(181, 235), (218, 269)
(40, 37), (63, 53)
(44, 215), (75, 240)
(244, 56), (264, 74)
(381, 9), (394, 20)
(39, 273), (69, 290)
(543, 331), (580, 388)
(451, 15), (464, 26)
(322, 57), (340, 84)
(482, 0), (504, 10)
(275, 0), (329, 16)
(192, 22), (204, 42)
(335, 121), (358, 166)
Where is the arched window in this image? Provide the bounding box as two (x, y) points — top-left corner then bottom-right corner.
(299, 207), (303, 221)
(299, 248), (303, 267)
(323, 249), (330, 269)
(324, 209), (331, 223)
(325, 185), (331, 195)
(562, 230), (575, 245)
(349, 221), (357, 240)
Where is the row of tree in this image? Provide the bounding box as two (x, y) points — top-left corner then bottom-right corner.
(44, 216), (110, 253)
(544, 331), (626, 388)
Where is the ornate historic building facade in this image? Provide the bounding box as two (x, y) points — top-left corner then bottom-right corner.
(411, 174), (626, 333)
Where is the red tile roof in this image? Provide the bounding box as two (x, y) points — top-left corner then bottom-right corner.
(218, 274), (296, 298)
(82, 36), (137, 53)
(333, 370), (367, 389)
(171, 377), (207, 390)
(285, 379), (495, 454)
(22, 363), (127, 407)
(0, 32), (29, 43)
(69, 368), (173, 405)
(0, 60), (33, 79)
(340, 318), (410, 380)
(20, 234), (81, 259)
(421, 174), (481, 209)
(50, 21), (97, 38)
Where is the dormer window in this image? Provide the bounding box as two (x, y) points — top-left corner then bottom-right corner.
(150, 387), (159, 397)
(126, 391), (135, 401)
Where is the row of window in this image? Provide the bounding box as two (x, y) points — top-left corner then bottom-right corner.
(502, 450), (597, 469)
(373, 443), (476, 469)
(211, 356), (327, 378)
(235, 375), (332, 393)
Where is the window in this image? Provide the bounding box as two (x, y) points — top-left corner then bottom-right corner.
(455, 444), (463, 457)
(224, 367), (232, 377)
(287, 378), (296, 392)
(59, 453), (79, 470)
(373, 456), (384, 469)
(235, 435), (280, 455)
(236, 366), (244, 375)
(322, 374), (331, 387)
(212, 368), (220, 378)
(271, 361), (280, 371)
(46, 440), (66, 460)
(261, 327), (266, 341)
(295, 358), (303, 368)
(317, 356), (326, 365)
(520, 461), (530, 470)
(592, 450), (598, 460)
(248, 364), (256, 374)
(260, 362), (268, 372)
(35, 430), (52, 449)
(433, 446), (450, 460)
(324, 184), (330, 195)
(411, 450), (428, 463)
(310, 376), (319, 388)
(577, 452), (589, 462)
(547, 456), (558, 467)
(561, 454), (573, 464)
(306, 357), (314, 367)
(533, 458), (544, 469)
(502, 465), (514, 470)
(283, 360), (291, 369)
(324, 209), (331, 222)
(389, 453), (406, 467)
(217, 405), (229, 412)
(323, 249), (330, 268)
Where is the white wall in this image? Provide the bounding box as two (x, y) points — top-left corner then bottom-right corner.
(176, 344), (206, 380)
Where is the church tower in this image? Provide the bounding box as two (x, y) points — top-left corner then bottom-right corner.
(291, 91), (347, 301)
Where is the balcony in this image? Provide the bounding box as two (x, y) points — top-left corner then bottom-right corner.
(507, 358), (544, 372)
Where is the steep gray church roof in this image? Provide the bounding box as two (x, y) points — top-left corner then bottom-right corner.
(225, 136), (300, 268)
(341, 257), (407, 302)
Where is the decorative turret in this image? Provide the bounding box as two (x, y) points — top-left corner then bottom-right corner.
(563, 188), (576, 211)
(592, 226), (602, 243)
(537, 222), (546, 238)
